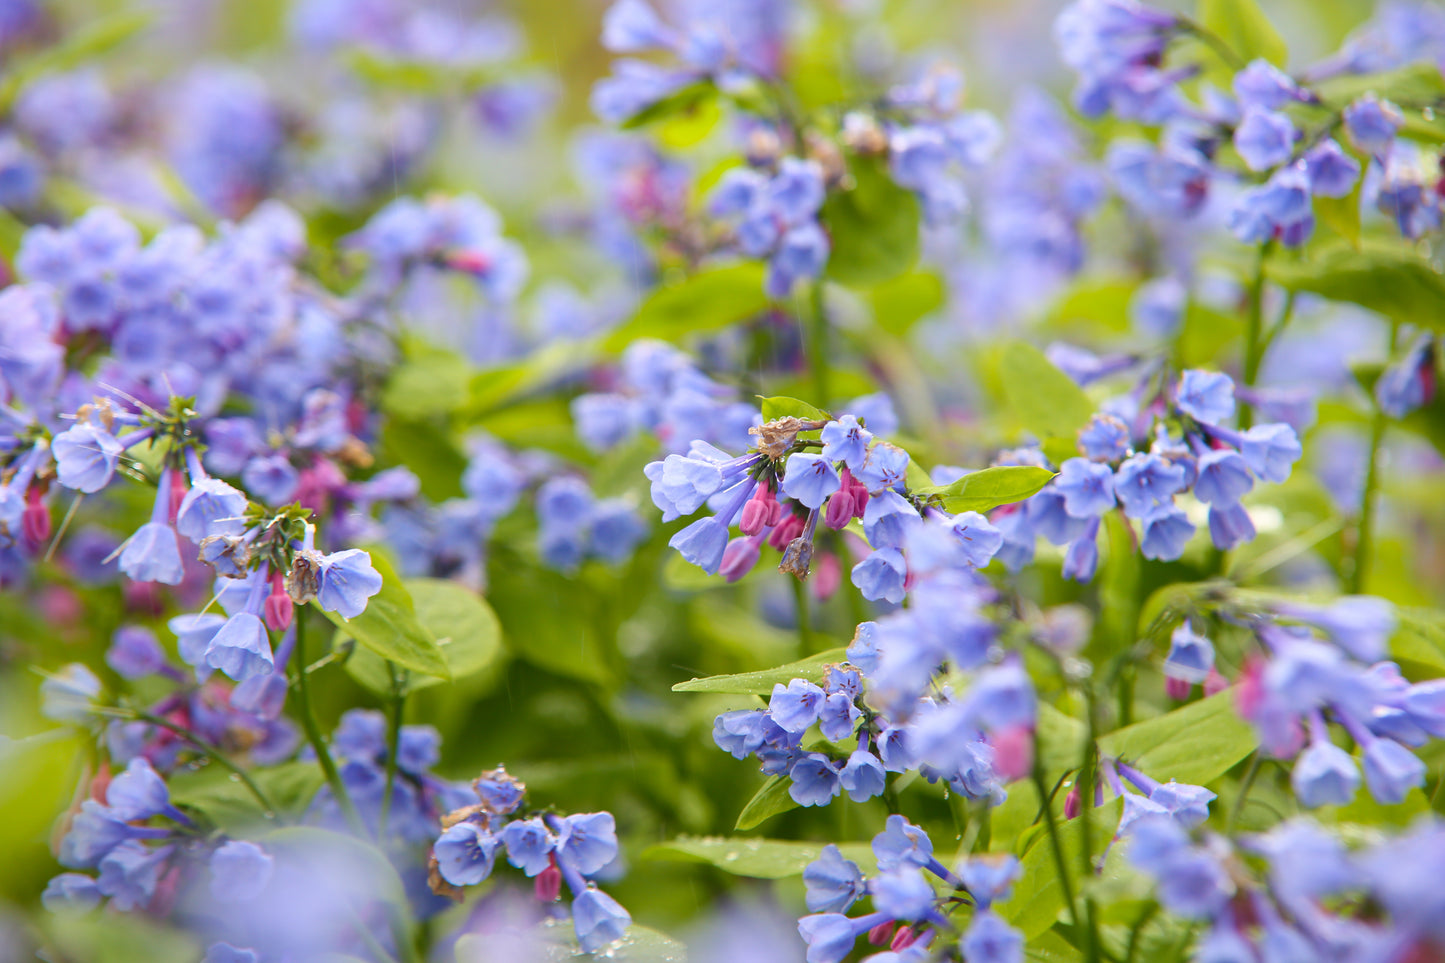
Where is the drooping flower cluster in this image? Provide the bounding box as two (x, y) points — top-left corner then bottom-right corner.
(429, 767), (631, 953)
(1003, 367), (1303, 580)
(1128, 814), (1445, 959)
(799, 819), (1025, 963)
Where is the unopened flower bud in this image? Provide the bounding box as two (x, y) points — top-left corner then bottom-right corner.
(1165, 675), (1192, 701)
(740, 496), (770, 536)
(1064, 786), (1082, 820)
(823, 488), (855, 530)
(810, 551), (841, 600)
(534, 862), (562, 903)
(720, 537), (761, 583)
(867, 920), (896, 946)
(891, 926), (919, 951)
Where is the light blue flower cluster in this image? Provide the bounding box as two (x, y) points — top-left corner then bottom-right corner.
(799, 818), (1025, 963)
(1001, 367), (1302, 581)
(429, 767), (631, 953)
(572, 339), (759, 455)
(1128, 814), (1445, 958)
(44, 757), (276, 923)
(710, 157), (831, 297)
(1056, 0), (1443, 246)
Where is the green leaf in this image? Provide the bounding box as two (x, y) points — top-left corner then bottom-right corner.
(381, 346), (472, 420)
(757, 395), (827, 421)
(1315, 187), (1363, 247)
(1393, 607), (1445, 675)
(379, 417), (468, 502)
(672, 648), (848, 694)
(1097, 692), (1257, 787)
(603, 264), (771, 351)
(734, 774), (799, 830)
(40, 911), (200, 963)
(643, 836), (874, 879)
(620, 80), (716, 129)
(0, 10), (153, 111)
(912, 465), (1056, 513)
(346, 578), (503, 695)
(867, 271), (945, 336)
(344, 48), (493, 94)
(466, 338), (601, 416)
(998, 341), (1094, 464)
(1001, 798), (1122, 939)
(1198, 0), (1287, 68)
(458, 924), (688, 962)
(318, 554), (450, 680)
(168, 761), (324, 833)
(823, 156), (921, 286)
(1266, 240), (1445, 331)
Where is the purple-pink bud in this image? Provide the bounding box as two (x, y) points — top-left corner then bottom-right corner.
(264, 574), (293, 632)
(1165, 675), (1192, 701)
(810, 552), (841, 600)
(990, 725), (1035, 782)
(22, 485), (51, 548)
(740, 496), (769, 536)
(823, 488), (855, 530)
(719, 537), (761, 583)
(534, 862), (562, 902)
(1064, 786), (1081, 820)
(891, 926), (919, 951)
(1203, 666), (1229, 697)
(767, 512), (805, 551)
(867, 921), (896, 946)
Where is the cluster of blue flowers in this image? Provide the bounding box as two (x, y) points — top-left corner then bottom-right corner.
(1004, 367), (1303, 579)
(1127, 813), (1445, 959)
(430, 767), (631, 952)
(1056, 0), (1442, 246)
(800, 819), (1024, 963)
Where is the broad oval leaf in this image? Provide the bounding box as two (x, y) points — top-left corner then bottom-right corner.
(912, 465), (1056, 513)
(346, 578), (503, 695)
(1096, 692), (1257, 787)
(317, 554), (450, 680)
(998, 341), (1095, 464)
(458, 924), (688, 962)
(1198, 0), (1287, 68)
(757, 395), (828, 422)
(672, 648), (848, 695)
(823, 156), (921, 286)
(1266, 240), (1445, 331)
(603, 264), (771, 351)
(643, 835), (875, 879)
(734, 773), (799, 830)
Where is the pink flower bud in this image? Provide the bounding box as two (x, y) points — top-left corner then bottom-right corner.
(1165, 675), (1192, 701)
(22, 485), (50, 548)
(891, 926), (919, 951)
(1064, 786), (1082, 820)
(739, 497), (769, 536)
(534, 862), (562, 903)
(823, 488), (855, 530)
(767, 512), (805, 551)
(1204, 666), (1229, 697)
(990, 725), (1035, 782)
(867, 921), (896, 946)
(810, 551), (841, 600)
(719, 537), (761, 583)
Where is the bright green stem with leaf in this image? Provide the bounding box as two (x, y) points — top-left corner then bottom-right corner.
(293, 608), (366, 836)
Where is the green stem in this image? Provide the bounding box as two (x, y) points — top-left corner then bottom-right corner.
(1227, 751), (1262, 835)
(1030, 733), (1083, 948)
(1240, 244), (1271, 430)
(807, 280), (831, 408)
(1351, 322), (1400, 594)
(128, 710), (277, 815)
(1117, 666), (1135, 729)
(379, 663), (406, 839)
(1075, 686), (1104, 963)
(293, 608), (366, 836)
(791, 576), (814, 652)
